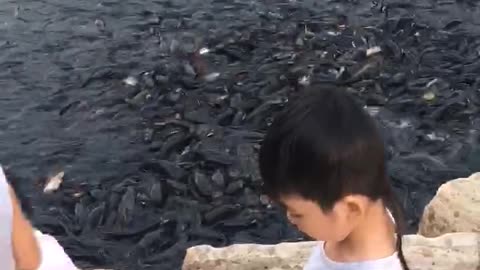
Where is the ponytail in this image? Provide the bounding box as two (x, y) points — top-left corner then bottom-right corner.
(384, 186), (410, 270)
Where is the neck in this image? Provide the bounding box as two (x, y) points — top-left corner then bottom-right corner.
(326, 200), (396, 262)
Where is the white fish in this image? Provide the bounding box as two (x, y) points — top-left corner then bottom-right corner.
(366, 46), (382, 57)
(398, 119), (411, 129)
(44, 171), (64, 193)
(334, 66), (346, 79)
(199, 47), (210, 55)
(423, 91), (435, 101)
(364, 106), (381, 116)
(327, 31), (340, 36)
(123, 76), (138, 86)
(426, 133), (445, 141)
(94, 19), (106, 31)
(204, 72), (220, 82)
(426, 78), (438, 88)
(298, 75), (310, 86)
(304, 25), (315, 37)
(14, 6), (20, 18)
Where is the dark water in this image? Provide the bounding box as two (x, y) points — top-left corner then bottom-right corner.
(0, 0), (479, 269)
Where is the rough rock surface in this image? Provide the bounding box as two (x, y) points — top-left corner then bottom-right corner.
(182, 233), (480, 270)
(418, 173), (480, 237)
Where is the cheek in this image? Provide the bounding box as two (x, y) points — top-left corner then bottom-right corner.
(326, 211), (354, 241)
(301, 213), (353, 241)
(330, 218), (353, 241)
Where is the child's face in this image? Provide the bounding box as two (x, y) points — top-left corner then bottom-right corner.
(279, 194), (356, 242)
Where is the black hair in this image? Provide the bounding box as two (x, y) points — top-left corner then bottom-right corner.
(258, 85), (409, 270)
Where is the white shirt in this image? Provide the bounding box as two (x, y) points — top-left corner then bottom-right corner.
(303, 242), (402, 270)
(0, 166), (16, 270)
(304, 209), (402, 270)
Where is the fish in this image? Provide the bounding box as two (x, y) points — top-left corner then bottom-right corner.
(117, 187), (136, 227)
(149, 182), (164, 206)
(203, 204), (240, 224)
(43, 171), (64, 193)
(123, 76), (139, 86)
(84, 202), (106, 233)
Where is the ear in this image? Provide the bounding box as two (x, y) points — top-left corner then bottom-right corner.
(338, 195), (366, 221)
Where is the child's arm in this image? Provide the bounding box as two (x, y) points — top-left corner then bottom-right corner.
(9, 185), (41, 270)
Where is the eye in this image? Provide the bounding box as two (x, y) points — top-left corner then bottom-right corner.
(290, 213), (303, 219)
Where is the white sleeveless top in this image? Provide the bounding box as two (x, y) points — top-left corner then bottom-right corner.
(303, 242), (402, 270)
(304, 209), (402, 270)
(0, 166), (16, 270)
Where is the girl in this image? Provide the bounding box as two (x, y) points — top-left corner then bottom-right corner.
(1, 166), (79, 270)
(259, 86), (409, 270)
(1, 166), (41, 270)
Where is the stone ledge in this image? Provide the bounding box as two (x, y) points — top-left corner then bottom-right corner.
(419, 172), (480, 237)
(182, 232), (480, 270)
